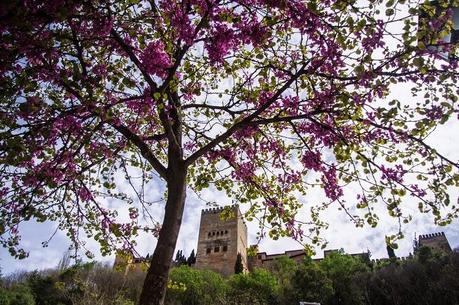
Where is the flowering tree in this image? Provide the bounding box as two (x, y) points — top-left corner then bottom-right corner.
(1, 0), (459, 304)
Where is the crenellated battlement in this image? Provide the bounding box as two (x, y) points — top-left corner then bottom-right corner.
(201, 204), (239, 214)
(419, 232), (446, 240)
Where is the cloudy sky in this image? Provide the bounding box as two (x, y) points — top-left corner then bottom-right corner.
(1, 114), (458, 275)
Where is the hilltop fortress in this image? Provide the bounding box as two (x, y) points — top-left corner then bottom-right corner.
(114, 205), (453, 276)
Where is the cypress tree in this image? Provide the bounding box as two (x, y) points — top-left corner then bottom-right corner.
(187, 249), (196, 266)
(234, 253), (244, 274)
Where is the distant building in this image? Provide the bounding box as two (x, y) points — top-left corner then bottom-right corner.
(113, 206), (453, 276)
(113, 250), (149, 276)
(248, 249), (309, 271)
(194, 205), (248, 276)
(248, 248), (370, 271)
(415, 232), (452, 253)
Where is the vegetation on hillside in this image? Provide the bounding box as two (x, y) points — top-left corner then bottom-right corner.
(1, 248), (458, 305)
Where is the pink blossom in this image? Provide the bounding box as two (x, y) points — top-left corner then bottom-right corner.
(278, 172), (301, 185)
(238, 20), (269, 46)
(260, 140), (285, 157)
(410, 184), (427, 198)
(78, 187), (93, 202)
(207, 148), (236, 163)
(361, 20), (385, 53)
(52, 116), (82, 136)
(129, 208), (139, 220)
(322, 166), (343, 201)
(140, 41), (171, 79)
(92, 63), (107, 77)
(301, 150), (323, 171)
(281, 96), (300, 115)
(381, 165), (405, 184)
(234, 126), (258, 140)
(101, 217), (111, 231)
(232, 161), (255, 182)
(425, 105), (443, 120)
(160, 1), (196, 45)
(205, 23), (237, 64)
(152, 222), (162, 238)
(0, 187), (8, 198)
(184, 141), (197, 152)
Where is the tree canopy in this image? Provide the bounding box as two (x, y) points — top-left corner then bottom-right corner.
(1, 0), (459, 304)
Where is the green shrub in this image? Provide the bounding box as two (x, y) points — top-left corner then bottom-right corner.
(166, 266), (227, 305)
(8, 285), (35, 305)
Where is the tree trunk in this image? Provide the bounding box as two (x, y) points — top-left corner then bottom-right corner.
(137, 160), (187, 305)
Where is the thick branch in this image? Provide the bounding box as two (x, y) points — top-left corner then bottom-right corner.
(112, 124), (167, 179)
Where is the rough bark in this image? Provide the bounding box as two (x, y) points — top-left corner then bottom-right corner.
(137, 160), (187, 305)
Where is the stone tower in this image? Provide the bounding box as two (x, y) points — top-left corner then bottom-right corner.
(417, 232), (452, 253)
(194, 205), (248, 276)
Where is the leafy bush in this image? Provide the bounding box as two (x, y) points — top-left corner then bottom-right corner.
(8, 285), (35, 305)
(291, 261), (334, 305)
(227, 268), (278, 305)
(166, 266), (227, 305)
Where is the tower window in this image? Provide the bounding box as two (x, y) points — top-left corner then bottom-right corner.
(225, 230), (228, 234)
(208, 232), (211, 237)
(223, 245), (228, 252)
(214, 246), (220, 252)
(206, 248), (211, 254)
(217, 231), (219, 236)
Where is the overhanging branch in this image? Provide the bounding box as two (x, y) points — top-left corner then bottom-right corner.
(112, 124), (168, 179)
(185, 65), (306, 166)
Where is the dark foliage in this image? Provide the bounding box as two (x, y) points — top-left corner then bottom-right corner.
(174, 250), (187, 266)
(187, 250), (196, 266)
(234, 253), (244, 274)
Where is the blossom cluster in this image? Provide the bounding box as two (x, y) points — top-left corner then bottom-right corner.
(140, 41), (172, 79)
